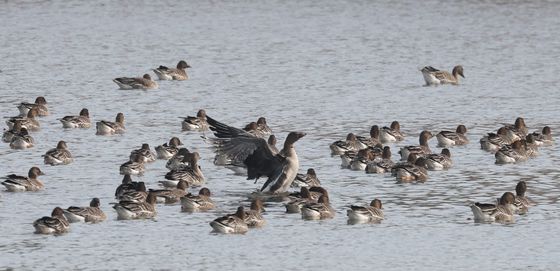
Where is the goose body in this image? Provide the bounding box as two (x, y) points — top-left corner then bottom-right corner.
(9, 128), (34, 149)
(60, 108), (91, 128)
(155, 137), (183, 159)
(180, 188), (215, 212)
(210, 207), (248, 234)
(113, 193), (157, 220)
(63, 198), (106, 223)
(33, 207), (69, 234)
(43, 141), (73, 166)
(470, 192), (516, 223)
(379, 121), (405, 143)
(153, 60), (190, 80)
(347, 199), (384, 223)
(421, 65), (464, 86)
(96, 113), (125, 135)
(113, 74), (158, 90)
(436, 125), (468, 147)
(17, 96), (49, 117)
(1, 167), (44, 192)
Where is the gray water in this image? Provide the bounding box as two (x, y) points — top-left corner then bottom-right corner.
(1, 0), (560, 270)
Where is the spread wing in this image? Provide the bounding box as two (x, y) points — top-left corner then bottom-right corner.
(206, 115), (254, 139)
(206, 115), (284, 191)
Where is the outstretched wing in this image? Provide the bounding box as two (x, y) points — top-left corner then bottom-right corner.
(205, 115), (284, 190)
(206, 116), (254, 139)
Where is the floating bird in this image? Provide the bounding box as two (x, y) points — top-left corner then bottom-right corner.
(9, 128), (34, 149)
(436, 125), (469, 147)
(155, 137), (183, 159)
(399, 130), (433, 161)
(206, 115), (306, 194)
(347, 198), (384, 224)
(33, 207), (69, 234)
(180, 187), (215, 212)
(153, 60), (190, 80)
(181, 109), (208, 131)
(59, 108), (91, 128)
(292, 168), (321, 188)
(379, 121), (405, 143)
(209, 206), (248, 234)
(470, 192), (516, 223)
(113, 192), (157, 220)
(421, 65), (464, 86)
(63, 198), (107, 223)
(129, 143), (156, 163)
(113, 74), (158, 90)
(17, 96), (48, 117)
(43, 140), (73, 166)
(1, 167), (44, 192)
(96, 113), (125, 135)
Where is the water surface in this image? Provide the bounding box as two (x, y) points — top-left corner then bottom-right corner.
(1, 0), (559, 270)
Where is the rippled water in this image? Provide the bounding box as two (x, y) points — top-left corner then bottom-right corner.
(1, 0), (560, 270)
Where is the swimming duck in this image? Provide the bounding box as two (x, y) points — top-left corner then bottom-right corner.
(165, 148), (191, 171)
(256, 117), (273, 138)
(421, 65), (464, 86)
(365, 146), (394, 174)
(116, 181), (147, 203)
(180, 187), (215, 212)
(399, 130), (433, 161)
(244, 198), (266, 227)
(502, 117), (528, 144)
(330, 133), (367, 155)
(3, 120), (23, 143)
(153, 60), (190, 80)
(1, 167), (44, 192)
(349, 147), (382, 171)
(17, 96), (48, 117)
(129, 143), (156, 163)
(96, 113), (125, 135)
(285, 187), (316, 213)
(531, 126), (553, 146)
(347, 198), (384, 223)
(119, 155), (145, 176)
(163, 152), (205, 187)
(480, 127), (508, 153)
(6, 107), (40, 131)
(9, 128), (34, 150)
(59, 108), (91, 128)
(63, 198), (107, 223)
(267, 134), (279, 154)
(43, 140), (73, 166)
(33, 207), (69, 234)
(379, 121), (405, 143)
(242, 122), (270, 139)
(524, 134), (539, 158)
(357, 125), (381, 148)
(113, 74), (158, 90)
(206, 115), (306, 194)
(394, 155), (428, 183)
(470, 192), (516, 223)
(155, 137), (183, 159)
(210, 206), (248, 234)
(424, 148), (453, 171)
(495, 140), (528, 164)
(149, 180), (188, 204)
(301, 195), (335, 220)
(292, 168), (321, 188)
(436, 125), (469, 147)
(113, 192), (157, 220)
(514, 181), (533, 215)
(114, 175), (144, 199)
(181, 109), (208, 131)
